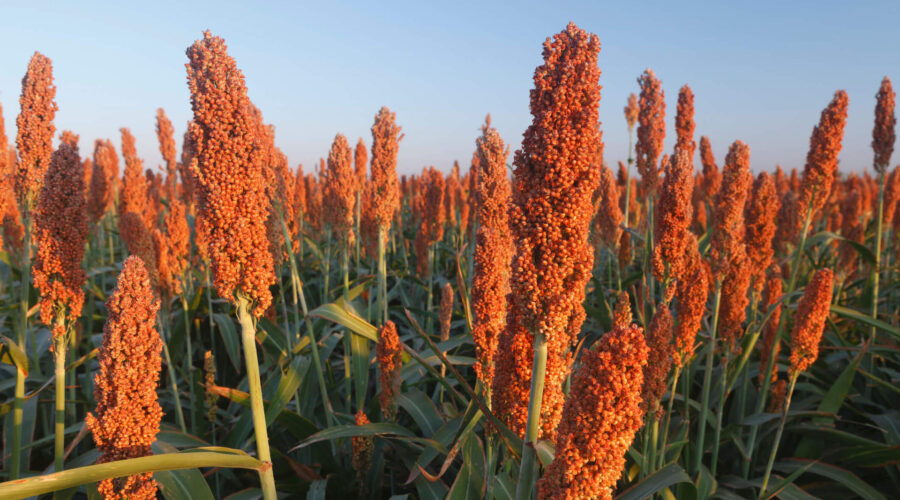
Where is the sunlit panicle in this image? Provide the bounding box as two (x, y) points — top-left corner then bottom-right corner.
(594, 164), (623, 249)
(789, 268), (834, 375)
(186, 31), (275, 317)
(797, 91), (849, 229)
(652, 149), (694, 287)
(673, 236), (708, 368)
(675, 85), (696, 159)
(642, 304), (674, 417)
(156, 108), (178, 199)
(370, 107), (402, 235)
(636, 69), (665, 193)
(15, 51), (58, 212)
(324, 133), (357, 251)
(33, 134), (88, 339)
(744, 172), (780, 297)
(118, 128), (148, 222)
(494, 22), (602, 439)
(86, 256), (163, 500)
(472, 116), (512, 388)
(413, 166), (445, 277)
(537, 320), (649, 500)
(376, 321), (403, 420)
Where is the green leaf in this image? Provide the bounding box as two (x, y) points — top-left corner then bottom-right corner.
(794, 346), (866, 458)
(309, 302), (378, 342)
(448, 433), (485, 499)
(223, 488), (262, 500)
(839, 444), (900, 467)
(398, 389), (444, 437)
(0, 335), (28, 374)
(0, 448), (262, 498)
(761, 460), (813, 499)
(534, 440), (555, 467)
(815, 347), (864, 421)
(265, 354), (310, 425)
(152, 442), (214, 500)
(830, 305), (900, 339)
(492, 473), (515, 500)
(212, 313), (241, 370)
(207, 384), (319, 441)
(614, 464), (692, 500)
(290, 423), (448, 454)
(351, 327), (370, 410)
(775, 459), (886, 500)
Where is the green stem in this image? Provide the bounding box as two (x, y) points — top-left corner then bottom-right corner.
(515, 332), (548, 500)
(160, 312), (187, 433)
(648, 417), (659, 476)
(869, 171), (885, 376)
(711, 352), (731, 476)
(236, 295), (277, 500)
(743, 206), (812, 478)
(12, 214), (32, 480)
(757, 374), (798, 499)
(323, 230), (332, 304)
(377, 226), (388, 326)
(425, 244), (434, 334)
(180, 300), (197, 435)
(53, 315), (66, 472)
(342, 245), (352, 411)
(693, 281), (722, 477)
(657, 366), (681, 468)
(293, 267), (337, 427)
(623, 127), (634, 230)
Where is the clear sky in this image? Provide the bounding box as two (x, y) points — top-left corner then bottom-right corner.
(0, 1), (897, 176)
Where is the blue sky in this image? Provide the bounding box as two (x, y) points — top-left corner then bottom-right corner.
(0, 1), (897, 176)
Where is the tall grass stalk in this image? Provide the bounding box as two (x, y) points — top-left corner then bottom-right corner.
(693, 281), (722, 476)
(236, 294), (277, 500)
(515, 331), (548, 500)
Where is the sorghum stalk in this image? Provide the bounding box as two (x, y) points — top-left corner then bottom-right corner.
(758, 268), (833, 498)
(741, 204), (813, 478)
(159, 307), (187, 433)
(279, 210), (336, 424)
(623, 92), (638, 228)
(33, 131), (87, 472)
(12, 51), (58, 479)
(510, 23), (602, 498)
(236, 294), (277, 499)
(52, 310), (65, 471)
(517, 331), (548, 500)
(870, 77), (894, 351)
(186, 31), (278, 498)
(370, 107), (402, 326)
(745, 92), (848, 476)
(693, 282), (721, 476)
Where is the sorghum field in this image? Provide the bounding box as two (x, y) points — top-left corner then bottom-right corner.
(0, 23), (898, 500)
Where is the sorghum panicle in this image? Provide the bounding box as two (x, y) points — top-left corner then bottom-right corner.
(537, 319), (649, 499)
(635, 69), (665, 193)
(495, 22), (602, 439)
(86, 256), (163, 500)
(376, 321), (403, 420)
(873, 77), (896, 173)
(185, 31), (275, 316)
(15, 51), (58, 212)
(472, 117), (512, 387)
(33, 133), (88, 339)
(789, 268), (834, 376)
